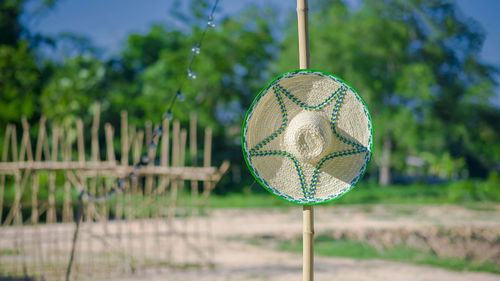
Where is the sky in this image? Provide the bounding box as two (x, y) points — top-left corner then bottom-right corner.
(23, 0), (500, 68)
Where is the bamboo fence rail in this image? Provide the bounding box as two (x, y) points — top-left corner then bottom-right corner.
(0, 106), (229, 281)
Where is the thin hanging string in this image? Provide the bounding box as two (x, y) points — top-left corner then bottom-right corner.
(76, 0), (220, 203)
(166, 0), (220, 116)
(65, 1), (220, 280)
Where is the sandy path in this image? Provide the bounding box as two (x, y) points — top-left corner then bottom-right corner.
(95, 205), (500, 281)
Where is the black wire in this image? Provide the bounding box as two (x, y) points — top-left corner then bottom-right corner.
(65, 192), (84, 281)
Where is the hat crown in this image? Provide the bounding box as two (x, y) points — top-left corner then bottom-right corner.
(283, 111), (332, 163)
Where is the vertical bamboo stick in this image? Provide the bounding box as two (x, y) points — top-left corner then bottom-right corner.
(167, 120), (180, 263)
(105, 123), (116, 164)
(104, 122), (118, 273)
(92, 104), (101, 163)
(32, 117), (46, 277)
(77, 119), (85, 162)
(133, 129), (145, 268)
(133, 130), (144, 196)
(151, 123), (161, 266)
(47, 127), (59, 223)
(297, 0), (310, 70)
(202, 127), (213, 266)
(188, 114), (200, 263)
(7, 124), (18, 277)
(89, 105), (100, 222)
(159, 119), (170, 194)
(19, 116), (33, 162)
(32, 116), (46, 225)
(76, 119), (86, 225)
(62, 127), (73, 223)
(302, 205), (314, 281)
(159, 118), (170, 263)
(104, 123), (115, 217)
(89, 106), (100, 274)
(180, 129), (188, 263)
(202, 128), (212, 198)
(145, 121), (153, 196)
(1, 125), (14, 275)
(120, 111), (129, 220)
(170, 121), (180, 209)
(189, 114), (198, 204)
(0, 125), (12, 224)
(11, 124), (18, 162)
(297, 0), (314, 280)
(121, 111), (129, 167)
(15, 120), (31, 275)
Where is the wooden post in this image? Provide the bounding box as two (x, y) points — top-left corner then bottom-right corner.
(133, 130), (144, 195)
(145, 121), (154, 195)
(20, 116), (33, 162)
(104, 123), (115, 219)
(202, 128), (212, 198)
(32, 116), (47, 225)
(47, 126), (58, 223)
(159, 118), (170, 194)
(0, 125), (12, 224)
(297, 0), (314, 280)
(121, 111), (129, 167)
(297, 0), (310, 70)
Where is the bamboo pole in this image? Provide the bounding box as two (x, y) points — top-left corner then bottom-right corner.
(189, 114), (198, 207)
(202, 128), (212, 198)
(145, 121), (153, 195)
(297, 0), (314, 280)
(62, 127), (73, 222)
(297, 0), (310, 70)
(159, 118), (170, 194)
(105, 123), (116, 218)
(202, 127), (213, 266)
(167, 120), (180, 263)
(32, 116), (46, 225)
(47, 127), (59, 223)
(20, 116), (33, 162)
(133, 130), (144, 196)
(32, 117), (47, 278)
(179, 128), (188, 263)
(0, 125), (12, 224)
(89, 105), (100, 223)
(121, 111), (129, 166)
(10, 124), (18, 162)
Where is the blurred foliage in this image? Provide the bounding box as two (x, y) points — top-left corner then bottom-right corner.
(0, 0), (499, 192)
(277, 0), (499, 183)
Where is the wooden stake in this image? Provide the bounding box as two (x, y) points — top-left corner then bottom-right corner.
(47, 126), (58, 223)
(297, 0), (310, 70)
(297, 0), (314, 280)
(302, 205), (314, 281)
(0, 125), (12, 224)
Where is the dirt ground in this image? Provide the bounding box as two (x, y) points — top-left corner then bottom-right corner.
(96, 204), (500, 281)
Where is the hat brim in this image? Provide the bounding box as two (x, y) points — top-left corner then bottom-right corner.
(242, 69), (373, 205)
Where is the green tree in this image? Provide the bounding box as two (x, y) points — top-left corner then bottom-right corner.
(275, 0), (498, 184)
(40, 55), (106, 126)
(0, 40), (39, 128)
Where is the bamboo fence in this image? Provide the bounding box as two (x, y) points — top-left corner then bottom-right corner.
(0, 106), (229, 280)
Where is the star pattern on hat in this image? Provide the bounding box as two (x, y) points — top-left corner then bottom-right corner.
(248, 83), (368, 199)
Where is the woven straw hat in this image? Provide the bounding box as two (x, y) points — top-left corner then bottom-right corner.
(242, 70), (373, 205)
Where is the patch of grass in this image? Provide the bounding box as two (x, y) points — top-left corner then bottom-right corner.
(278, 236), (500, 274)
(0, 248), (18, 256)
(210, 178), (500, 208)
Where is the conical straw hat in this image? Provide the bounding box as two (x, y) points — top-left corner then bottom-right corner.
(242, 70), (373, 205)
